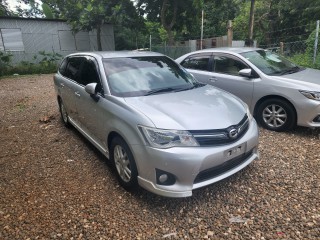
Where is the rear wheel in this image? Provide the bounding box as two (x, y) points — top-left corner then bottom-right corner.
(256, 98), (296, 132)
(110, 137), (138, 191)
(58, 99), (70, 127)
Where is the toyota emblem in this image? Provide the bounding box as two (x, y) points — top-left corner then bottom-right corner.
(228, 128), (238, 139)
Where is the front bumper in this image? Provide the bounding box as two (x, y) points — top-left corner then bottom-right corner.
(295, 99), (320, 127)
(131, 119), (259, 197)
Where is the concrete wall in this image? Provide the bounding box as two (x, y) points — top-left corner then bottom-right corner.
(0, 17), (115, 64)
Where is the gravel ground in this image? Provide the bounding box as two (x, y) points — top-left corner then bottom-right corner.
(0, 74), (319, 239)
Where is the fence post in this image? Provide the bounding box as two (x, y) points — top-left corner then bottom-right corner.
(313, 20), (319, 64)
(149, 35), (152, 51)
(201, 10), (204, 50)
(280, 42), (284, 55)
(227, 20), (233, 47)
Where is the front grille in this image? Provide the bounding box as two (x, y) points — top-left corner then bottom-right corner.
(194, 150), (253, 184)
(189, 115), (249, 146)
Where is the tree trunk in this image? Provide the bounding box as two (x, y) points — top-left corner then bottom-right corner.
(248, 0), (255, 47)
(167, 30), (174, 46)
(97, 24), (102, 51)
(161, 0), (178, 46)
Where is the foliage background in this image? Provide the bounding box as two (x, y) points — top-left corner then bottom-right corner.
(0, 0), (319, 76)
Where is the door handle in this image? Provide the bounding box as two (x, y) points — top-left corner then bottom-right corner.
(75, 92), (80, 97)
(60, 83), (64, 88)
(209, 77), (218, 83)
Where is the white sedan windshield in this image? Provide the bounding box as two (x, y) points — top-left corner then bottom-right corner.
(241, 50), (300, 75)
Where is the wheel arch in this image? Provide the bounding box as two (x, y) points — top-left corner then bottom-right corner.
(108, 131), (123, 150)
(107, 130), (139, 161)
(57, 95), (62, 103)
(253, 95), (297, 122)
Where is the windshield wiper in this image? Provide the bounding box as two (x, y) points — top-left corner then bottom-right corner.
(278, 66), (302, 75)
(185, 82), (206, 90)
(144, 83), (205, 96)
(144, 87), (178, 96)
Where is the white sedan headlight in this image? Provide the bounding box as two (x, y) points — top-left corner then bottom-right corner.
(139, 126), (199, 148)
(299, 90), (320, 101)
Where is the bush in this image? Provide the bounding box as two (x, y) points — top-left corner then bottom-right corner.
(0, 51), (62, 77)
(0, 51), (13, 76)
(288, 29), (320, 70)
(289, 53), (320, 70)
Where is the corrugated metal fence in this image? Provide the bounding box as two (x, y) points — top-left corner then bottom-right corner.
(0, 17), (115, 64)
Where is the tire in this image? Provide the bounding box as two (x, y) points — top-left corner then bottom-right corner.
(256, 98), (296, 132)
(58, 99), (71, 127)
(110, 137), (138, 191)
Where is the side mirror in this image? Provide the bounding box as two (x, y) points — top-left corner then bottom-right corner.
(85, 83), (97, 95)
(239, 68), (252, 78)
(85, 83), (100, 102)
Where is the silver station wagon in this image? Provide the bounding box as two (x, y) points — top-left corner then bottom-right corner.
(176, 48), (320, 132)
(54, 51), (259, 197)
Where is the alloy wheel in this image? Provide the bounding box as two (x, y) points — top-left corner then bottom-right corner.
(60, 102), (68, 123)
(114, 145), (131, 183)
(262, 104), (287, 128)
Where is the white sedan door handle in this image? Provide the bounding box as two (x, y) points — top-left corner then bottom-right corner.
(75, 92), (80, 97)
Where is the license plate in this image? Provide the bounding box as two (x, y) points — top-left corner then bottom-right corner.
(225, 143), (246, 160)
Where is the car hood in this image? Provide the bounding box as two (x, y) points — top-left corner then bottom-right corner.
(124, 86), (247, 130)
(273, 68), (320, 85)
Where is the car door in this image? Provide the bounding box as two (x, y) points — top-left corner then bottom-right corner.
(75, 56), (109, 148)
(60, 56), (86, 124)
(209, 53), (255, 107)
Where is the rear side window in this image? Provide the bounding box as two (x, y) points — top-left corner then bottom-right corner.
(181, 54), (211, 71)
(64, 57), (85, 83)
(59, 58), (68, 76)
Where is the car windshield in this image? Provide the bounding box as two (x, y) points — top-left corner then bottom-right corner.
(103, 56), (200, 97)
(240, 50), (302, 75)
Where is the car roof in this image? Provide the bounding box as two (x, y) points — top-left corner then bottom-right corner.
(67, 51), (165, 59)
(190, 47), (262, 54)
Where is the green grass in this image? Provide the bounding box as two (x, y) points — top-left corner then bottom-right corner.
(289, 53), (320, 70)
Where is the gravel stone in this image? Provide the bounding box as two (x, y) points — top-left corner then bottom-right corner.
(0, 74), (319, 239)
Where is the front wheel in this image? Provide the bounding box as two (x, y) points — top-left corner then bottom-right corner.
(110, 137), (138, 191)
(58, 99), (70, 127)
(256, 99), (296, 132)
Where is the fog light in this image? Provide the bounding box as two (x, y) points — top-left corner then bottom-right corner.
(313, 115), (320, 122)
(156, 169), (176, 185)
(159, 174), (168, 183)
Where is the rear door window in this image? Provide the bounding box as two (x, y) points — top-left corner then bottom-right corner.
(59, 58), (68, 76)
(64, 57), (85, 83)
(181, 54), (211, 71)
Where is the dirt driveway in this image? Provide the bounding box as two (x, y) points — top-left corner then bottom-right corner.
(0, 74), (319, 239)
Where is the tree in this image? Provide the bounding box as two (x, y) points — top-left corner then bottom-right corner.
(0, 0), (12, 16)
(248, 0), (255, 46)
(201, 0), (242, 38)
(234, 0), (320, 46)
(44, 0), (140, 51)
(137, 0), (202, 45)
(16, 0), (44, 17)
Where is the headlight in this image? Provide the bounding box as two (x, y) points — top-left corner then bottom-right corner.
(139, 126), (199, 148)
(299, 90), (320, 101)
